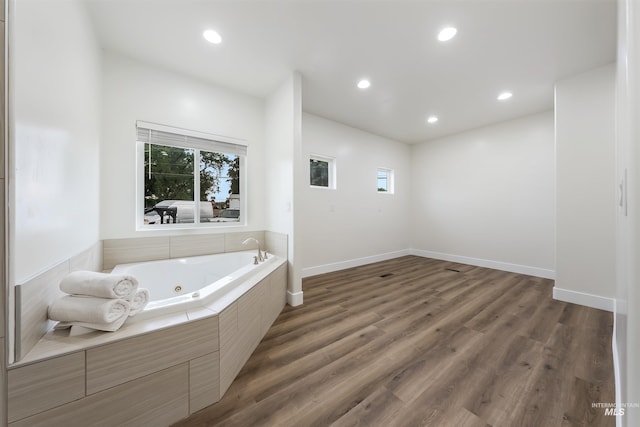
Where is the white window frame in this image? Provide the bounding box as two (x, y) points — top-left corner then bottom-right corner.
(309, 154), (336, 190)
(377, 167), (394, 194)
(136, 121), (248, 230)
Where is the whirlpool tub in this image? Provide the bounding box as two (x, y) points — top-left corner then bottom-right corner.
(111, 250), (284, 320)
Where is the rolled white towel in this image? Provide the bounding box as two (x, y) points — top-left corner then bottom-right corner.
(128, 288), (150, 317)
(48, 295), (131, 324)
(60, 271), (138, 300)
(53, 311), (130, 332)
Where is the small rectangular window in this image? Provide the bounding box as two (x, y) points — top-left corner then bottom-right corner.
(137, 121), (246, 228)
(377, 168), (394, 194)
(310, 154), (335, 189)
(310, 159), (329, 187)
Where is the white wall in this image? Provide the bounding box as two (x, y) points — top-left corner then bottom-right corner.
(11, 0), (101, 283)
(265, 78), (295, 238)
(555, 64), (616, 309)
(411, 111), (555, 278)
(615, 0), (640, 424)
(100, 52), (265, 239)
(300, 113), (412, 276)
(265, 74), (303, 305)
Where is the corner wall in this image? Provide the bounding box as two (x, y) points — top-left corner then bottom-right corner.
(410, 111), (556, 278)
(555, 64), (616, 311)
(265, 73), (303, 305)
(615, 0), (640, 424)
(299, 113), (411, 276)
(11, 0), (101, 284)
(100, 52), (266, 239)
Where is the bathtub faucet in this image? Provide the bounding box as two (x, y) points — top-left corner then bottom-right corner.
(242, 237), (264, 262)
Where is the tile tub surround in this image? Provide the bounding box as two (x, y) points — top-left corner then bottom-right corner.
(8, 262), (288, 426)
(15, 241), (103, 361)
(102, 230), (268, 270)
(14, 230), (287, 362)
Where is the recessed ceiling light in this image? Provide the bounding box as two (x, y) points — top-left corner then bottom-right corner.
(203, 29), (222, 44)
(497, 91), (513, 101)
(427, 116), (439, 124)
(437, 27), (457, 42)
(357, 79), (371, 89)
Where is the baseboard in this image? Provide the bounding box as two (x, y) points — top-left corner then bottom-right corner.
(287, 290), (303, 307)
(301, 249), (413, 278)
(552, 287), (615, 312)
(410, 249), (556, 280)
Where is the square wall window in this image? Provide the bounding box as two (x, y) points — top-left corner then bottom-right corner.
(377, 168), (394, 194)
(310, 155), (335, 189)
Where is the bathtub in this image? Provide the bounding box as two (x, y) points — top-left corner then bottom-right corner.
(111, 250), (282, 320)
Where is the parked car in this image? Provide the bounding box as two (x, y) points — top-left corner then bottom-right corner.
(144, 200), (214, 224)
(211, 209), (240, 222)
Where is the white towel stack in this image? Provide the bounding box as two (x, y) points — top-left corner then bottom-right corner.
(129, 288), (150, 316)
(60, 271), (138, 299)
(48, 271), (150, 333)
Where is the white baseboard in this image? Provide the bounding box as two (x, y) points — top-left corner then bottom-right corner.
(287, 290), (303, 306)
(552, 287), (614, 312)
(300, 248), (617, 314)
(301, 249), (412, 278)
(410, 249), (556, 280)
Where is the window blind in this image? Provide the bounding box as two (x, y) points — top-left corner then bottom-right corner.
(136, 121), (247, 156)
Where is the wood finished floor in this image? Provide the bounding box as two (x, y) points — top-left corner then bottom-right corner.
(172, 256), (615, 427)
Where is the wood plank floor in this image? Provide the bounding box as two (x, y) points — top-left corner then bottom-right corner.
(172, 256), (615, 427)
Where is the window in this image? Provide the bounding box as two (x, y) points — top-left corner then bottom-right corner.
(377, 168), (394, 193)
(310, 154), (336, 189)
(137, 121), (247, 228)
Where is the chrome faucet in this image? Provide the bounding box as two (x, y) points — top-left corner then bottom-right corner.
(242, 237), (264, 262)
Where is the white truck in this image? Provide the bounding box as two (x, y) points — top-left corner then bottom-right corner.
(144, 200), (214, 224)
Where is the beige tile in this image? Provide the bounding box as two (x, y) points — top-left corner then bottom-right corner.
(15, 243), (103, 362)
(189, 352), (220, 413)
(103, 237), (170, 270)
(218, 302), (237, 350)
(258, 277), (273, 337)
(186, 307), (217, 321)
(69, 241), (103, 273)
(218, 302), (237, 395)
(220, 285), (263, 395)
(263, 264), (287, 335)
(238, 280), (264, 336)
(17, 311), (191, 366)
(225, 317), (260, 392)
(10, 363), (189, 427)
(224, 230), (265, 253)
(273, 263), (288, 305)
(86, 316), (218, 394)
(8, 351), (85, 423)
(17, 261), (69, 361)
(170, 233), (225, 259)
(216, 263), (287, 396)
(264, 231), (288, 258)
(16, 329), (91, 365)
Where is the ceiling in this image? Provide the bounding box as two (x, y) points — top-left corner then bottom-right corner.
(85, 0), (617, 144)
